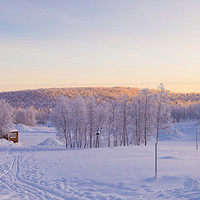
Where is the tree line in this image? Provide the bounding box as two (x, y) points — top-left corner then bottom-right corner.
(1, 84), (200, 147)
(1, 87), (200, 111)
(171, 103), (200, 123)
(51, 84), (172, 148)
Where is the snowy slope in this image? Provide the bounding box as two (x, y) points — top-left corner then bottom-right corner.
(159, 121), (198, 142)
(14, 124), (57, 146)
(0, 122), (200, 199)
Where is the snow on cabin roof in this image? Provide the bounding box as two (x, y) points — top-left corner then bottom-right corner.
(9, 129), (19, 132)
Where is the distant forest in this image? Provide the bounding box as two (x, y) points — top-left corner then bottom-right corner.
(0, 87), (200, 111)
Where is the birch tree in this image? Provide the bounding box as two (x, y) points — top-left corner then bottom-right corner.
(86, 95), (98, 148)
(107, 100), (119, 147)
(0, 99), (13, 138)
(129, 91), (144, 145)
(155, 84), (172, 143)
(14, 107), (37, 126)
(70, 95), (87, 148)
(118, 95), (130, 146)
(95, 103), (109, 147)
(51, 96), (71, 148)
(141, 89), (155, 146)
(26, 107), (37, 126)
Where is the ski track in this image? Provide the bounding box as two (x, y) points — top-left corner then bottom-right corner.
(0, 152), (66, 200)
(1, 150), (199, 200)
(0, 151), (142, 200)
(0, 152), (124, 200)
(0, 154), (16, 179)
(1, 148), (198, 200)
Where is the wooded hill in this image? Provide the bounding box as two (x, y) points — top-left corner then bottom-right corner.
(0, 87), (200, 110)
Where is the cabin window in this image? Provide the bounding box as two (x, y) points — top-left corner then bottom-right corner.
(10, 133), (16, 138)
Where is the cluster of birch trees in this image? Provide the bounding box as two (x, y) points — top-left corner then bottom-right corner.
(51, 84), (172, 148)
(14, 107), (37, 126)
(0, 100), (38, 137)
(171, 103), (200, 123)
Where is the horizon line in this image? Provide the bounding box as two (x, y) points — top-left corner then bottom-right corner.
(0, 85), (200, 95)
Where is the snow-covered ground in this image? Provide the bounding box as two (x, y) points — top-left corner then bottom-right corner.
(1, 122), (200, 199)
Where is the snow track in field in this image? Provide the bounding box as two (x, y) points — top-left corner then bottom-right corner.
(0, 153), (66, 200)
(1, 145), (200, 200)
(0, 154), (16, 179)
(0, 150), (142, 200)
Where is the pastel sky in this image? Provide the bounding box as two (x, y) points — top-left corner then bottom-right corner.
(0, 0), (200, 93)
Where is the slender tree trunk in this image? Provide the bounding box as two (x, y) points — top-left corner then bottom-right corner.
(64, 130), (68, 148)
(144, 126), (147, 146)
(135, 118), (138, 145)
(84, 126), (87, 148)
(123, 104), (127, 146)
(144, 94), (148, 146)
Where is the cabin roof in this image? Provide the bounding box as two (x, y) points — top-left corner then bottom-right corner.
(9, 129), (19, 132)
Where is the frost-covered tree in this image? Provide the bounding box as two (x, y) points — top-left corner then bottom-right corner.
(141, 89), (155, 146)
(118, 95), (130, 146)
(129, 91), (143, 145)
(155, 84), (172, 143)
(14, 108), (26, 125)
(51, 96), (71, 148)
(0, 99), (13, 137)
(14, 107), (37, 126)
(95, 103), (109, 147)
(107, 100), (119, 147)
(129, 90), (156, 146)
(70, 95), (87, 148)
(26, 107), (37, 126)
(86, 95), (98, 148)
(36, 109), (49, 125)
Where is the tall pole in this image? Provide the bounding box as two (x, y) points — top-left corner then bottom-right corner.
(155, 141), (158, 179)
(196, 128), (198, 150)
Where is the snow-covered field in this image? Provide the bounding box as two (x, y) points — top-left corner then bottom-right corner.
(1, 122), (200, 200)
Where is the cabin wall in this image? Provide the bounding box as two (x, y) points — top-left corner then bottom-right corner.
(8, 131), (18, 143)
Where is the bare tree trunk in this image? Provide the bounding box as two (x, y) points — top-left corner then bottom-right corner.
(108, 124), (111, 147)
(126, 129), (129, 146)
(64, 129), (68, 149)
(123, 102), (127, 146)
(89, 106), (93, 148)
(135, 118), (138, 145)
(144, 94), (148, 146)
(64, 135), (68, 148)
(144, 126), (147, 146)
(69, 132), (73, 148)
(84, 126), (87, 148)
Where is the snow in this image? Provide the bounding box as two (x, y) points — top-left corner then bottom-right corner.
(37, 138), (61, 147)
(0, 139), (13, 146)
(0, 122), (200, 199)
(15, 123), (29, 133)
(159, 121), (198, 142)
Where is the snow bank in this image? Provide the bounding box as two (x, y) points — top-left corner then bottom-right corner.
(0, 139), (13, 146)
(15, 123), (43, 133)
(184, 177), (199, 188)
(37, 138), (61, 147)
(15, 123), (29, 133)
(159, 121), (198, 142)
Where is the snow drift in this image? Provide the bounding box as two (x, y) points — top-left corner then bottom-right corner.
(37, 138), (61, 147)
(15, 123), (29, 133)
(0, 138), (13, 146)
